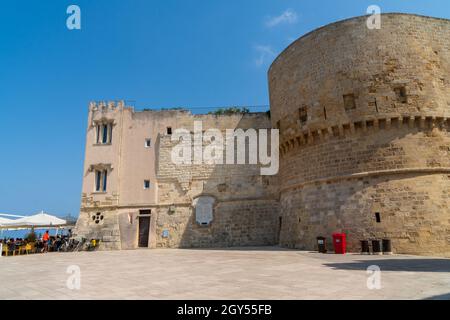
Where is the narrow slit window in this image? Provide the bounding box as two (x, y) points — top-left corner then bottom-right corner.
(102, 170), (108, 192)
(109, 123), (113, 144)
(375, 212), (381, 223)
(167, 127), (172, 135)
(145, 139), (152, 148)
(96, 125), (101, 144)
(144, 180), (151, 189)
(95, 170), (102, 192)
(102, 124), (108, 144)
(299, 106), (308, 124)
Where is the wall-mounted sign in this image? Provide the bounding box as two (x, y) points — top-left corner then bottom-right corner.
(162, 230), (169, 238)
(193, 196), (215, 226)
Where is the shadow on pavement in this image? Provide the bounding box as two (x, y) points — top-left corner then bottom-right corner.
(177, 246), (294, 252)
(424, 292), (450, 300)
(324, 259), (450, 273)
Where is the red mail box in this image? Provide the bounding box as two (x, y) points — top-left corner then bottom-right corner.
(332, 233), (347, 254)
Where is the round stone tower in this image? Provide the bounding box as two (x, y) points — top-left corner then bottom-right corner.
(269, 14), (450, 256)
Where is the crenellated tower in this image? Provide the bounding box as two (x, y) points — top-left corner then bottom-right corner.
(269, 14), (450, 256)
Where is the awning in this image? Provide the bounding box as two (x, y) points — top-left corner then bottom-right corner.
(0, 217), (13, 227)
(0, 211), (67, 229)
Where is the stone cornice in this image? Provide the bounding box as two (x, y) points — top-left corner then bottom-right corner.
(80, 198), (279, 211)
(280, 167), (450, 193)
(280, 115), (450, 157)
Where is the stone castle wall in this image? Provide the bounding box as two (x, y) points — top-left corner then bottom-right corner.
(76, 13), (450, 257)
(154, 115), (279, 248)
(269, 14), (450, 256)
(281, 173), (450, 256)
(76, 108), (280, 250)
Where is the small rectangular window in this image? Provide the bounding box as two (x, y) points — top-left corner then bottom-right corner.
(96, 123), (113, 144)
(109, 123), (113, 144)
(144, 180), (151, 189)
(102, 170), (108, 192)
(299, 106), (308, 124)
(96, 125), (101, 144)
(343, 94), (356, 111)
(394, 87), (407, 103)
(95, 170), (102, 192)
(145, 139), (151, 148)
(95, 169), (108, 192)
(375, 212), (381, 223)
(102, 124), (108, 144)
(167, 127), (172, 135)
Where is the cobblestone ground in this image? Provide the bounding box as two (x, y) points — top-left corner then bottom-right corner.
(0, 247), (449, 300)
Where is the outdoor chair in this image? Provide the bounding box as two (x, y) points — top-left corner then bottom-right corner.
(28, 243), (36, 254)
(1, 244), (8, 256)
(21, 244), (33, 255)
(7, 244), (18, 256)
(13, 245), (21, 256)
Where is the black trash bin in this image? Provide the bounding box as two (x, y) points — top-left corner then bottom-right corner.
(382, 239), (392, 255)
(372, 240), (382, 255)
(317, 236), (327, 253)
(360, 240), (370, 255)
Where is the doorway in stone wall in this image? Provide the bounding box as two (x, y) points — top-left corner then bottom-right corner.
(277, 216), (282, 243)
(138, 210), (151, 248)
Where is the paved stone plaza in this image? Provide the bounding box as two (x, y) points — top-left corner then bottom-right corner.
(0, 247), (449, 300)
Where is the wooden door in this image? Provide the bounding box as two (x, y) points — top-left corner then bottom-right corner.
(138, 215), (151, 248)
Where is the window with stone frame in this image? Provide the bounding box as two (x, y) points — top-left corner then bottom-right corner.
(95, 122), (113, 145)
(375, 212), (381, 223)
(343, 94), (356, 111)
(90, 164), (111, 193)
(91, 212), (104, 225)
(299, 106), (308, 125)
(394, 86), (407, 103)
(95, 169), (108, 192)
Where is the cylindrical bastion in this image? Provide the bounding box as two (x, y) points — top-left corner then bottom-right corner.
(269, 14), (450, 256)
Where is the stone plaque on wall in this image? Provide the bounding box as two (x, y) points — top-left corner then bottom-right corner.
(193, 196), (215, 226)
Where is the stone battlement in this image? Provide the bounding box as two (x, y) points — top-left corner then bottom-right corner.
(89, 100), (126, 111)
(280, 114), (450, 155)
(270, 13), (450, 257)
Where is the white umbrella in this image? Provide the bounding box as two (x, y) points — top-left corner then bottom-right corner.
(0, 213), (26, 218)
(4, 211), (67, 228)
(0, 217), (13, 238)
(0, 217), (13, 226)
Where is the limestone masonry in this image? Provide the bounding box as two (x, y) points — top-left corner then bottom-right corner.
(75, 105), (278, 250)
(76, 14), (450, 257)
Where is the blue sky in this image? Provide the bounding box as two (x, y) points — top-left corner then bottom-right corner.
(0, 0), (449, 218)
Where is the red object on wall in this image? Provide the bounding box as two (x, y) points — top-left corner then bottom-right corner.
(332, 233), (347, 254)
